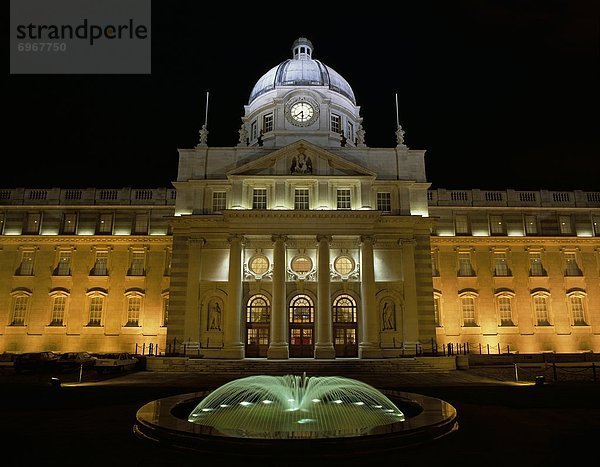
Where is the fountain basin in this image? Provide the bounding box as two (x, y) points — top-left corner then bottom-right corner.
(133, 375), (458, 457)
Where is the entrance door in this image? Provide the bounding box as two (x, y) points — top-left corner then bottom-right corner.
(288, 294), (314, 358)
(245, 295), (270, 358)
(333, 294), (358, 357)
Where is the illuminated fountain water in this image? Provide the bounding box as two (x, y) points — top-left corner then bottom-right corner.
(134, 373), (458, 457)
(187, 374), (404, 438)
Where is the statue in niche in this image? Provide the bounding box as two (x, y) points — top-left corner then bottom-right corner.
(382, 301), (395, 331)
(208, 300), (222, 331)
(290, 153), (312, 174)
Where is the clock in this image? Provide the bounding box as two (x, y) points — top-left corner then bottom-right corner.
(285, 97), (319, 127)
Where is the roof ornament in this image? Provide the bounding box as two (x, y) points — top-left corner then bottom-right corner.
(356, 125), (366, 147)
(238, 121), (249, 147)
(196, 91), (210, 148)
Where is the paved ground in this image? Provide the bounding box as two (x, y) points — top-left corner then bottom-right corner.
(1, 366), (598, 467)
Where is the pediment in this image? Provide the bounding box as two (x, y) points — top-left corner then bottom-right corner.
(227, 140), (376, 178)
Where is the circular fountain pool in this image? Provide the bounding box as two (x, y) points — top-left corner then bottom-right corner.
(134, 374), (458, 457)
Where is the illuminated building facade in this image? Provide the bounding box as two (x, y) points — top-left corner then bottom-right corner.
(1, 38), (598, 357)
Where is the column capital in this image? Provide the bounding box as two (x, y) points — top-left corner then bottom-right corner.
(360, 235), (376, 245)
(227, 234), (245, 245)
(316, 234), (332, 244)
(271, 234), (288, 244)
(398, 238), (417, 247)
(188, 237), (206, 247)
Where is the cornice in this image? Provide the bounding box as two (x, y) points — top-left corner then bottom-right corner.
(0, 235), (173, 245)
(431, 236), (600, 246)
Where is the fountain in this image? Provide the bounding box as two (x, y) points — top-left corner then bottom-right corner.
(134, 374), (457, 458)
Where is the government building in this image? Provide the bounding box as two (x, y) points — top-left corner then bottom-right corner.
(1, 38), (599, 358)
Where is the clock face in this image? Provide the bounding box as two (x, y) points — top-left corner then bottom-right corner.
(285, 98), (319, 127)
(290, 101), (314, 123)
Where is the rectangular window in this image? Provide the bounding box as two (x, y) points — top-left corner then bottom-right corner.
(494, 252), (510, 276)
(461, 297), (476, 326)
(455, 214), (470, 235)
(524, 215), (538, 235)
(564, 252), (582, 276)
(593, 214), (600, 237)
(336, 189), (351, 210)
(18, 251), (35, 276)
(251, 120), (257, 140)
(347, 121), (354, 143)
(294, 188), (309, 210)
(431, 251), (440, 276)
(263, 113), (273, 133)
(164, 249), (172, 276)
(212, 192), (227, 212)
(62, 213), (77, 234)
(55, 251), (71, 276)
(489, 215), (505, 235)
(498, 297), (513, 326)
(24, 212), (41, 234)
(376, 192), (391, 213)
(534, 296), (549, 325)
(252, 188), (267, 209)
(162, 296), (169, 326)
(335, 328), (345, 345)
(258, 328), (269, 345)
(559, 215), (572, 235)
(529, 252), (545, 276)
(126, 296), (141, 326)
(133, 213), (149, 235)
(88, 297), (103, 326)
(458, 252), (474, 276)
(0, 212), (4, 234)
(50, 296), (66, 326)
(129, 251), (145, 276)
(11, 296), (28, 325)
(570, 296), (586, 325)
(434, 296), (441, 326)
(330, 113), (341, 134)
(97, 213), (113, 234)
(92, 251), (108, 276)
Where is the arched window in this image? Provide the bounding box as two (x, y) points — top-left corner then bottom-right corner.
(86, 288), (107, 327)
(289, 294), (314, 323)
(247, 295), (271, 323)
(10, 289), (32, 326)
(49, 289), (70, 326)
(567, 291), (587, 326)
(495, 291), (516, 326)
(333, 294), (356, 323)
(459, 291), (479, 327)
(532, 291), (551, 326)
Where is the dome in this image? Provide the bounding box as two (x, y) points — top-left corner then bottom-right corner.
(249, 37), (356, 105)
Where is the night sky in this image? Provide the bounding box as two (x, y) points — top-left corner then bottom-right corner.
(7, 1), (599, 191)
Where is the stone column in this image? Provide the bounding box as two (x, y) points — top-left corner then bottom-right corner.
(359, 235), (381, 358)
(400, 238), (420, 351)
(223, 235), (244, 358)
(268, 235), (289, 359)
(315, 235), (336, 359)
(185, 237), (205, 342)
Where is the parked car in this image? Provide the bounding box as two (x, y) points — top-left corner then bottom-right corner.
(94, 352), (139, 374)
(14, 351), (60, 374)
(0, 353), (18, 373)
(54, 352), (97, 372)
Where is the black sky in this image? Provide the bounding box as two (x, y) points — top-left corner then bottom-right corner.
(6, 1), (599, 191)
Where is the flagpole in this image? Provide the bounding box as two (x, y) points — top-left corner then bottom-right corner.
(204, 91), (209, 128)
(395, 92), (399, 128)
